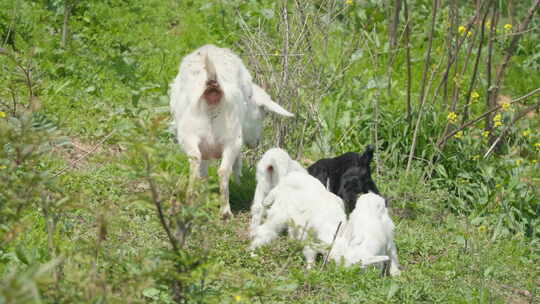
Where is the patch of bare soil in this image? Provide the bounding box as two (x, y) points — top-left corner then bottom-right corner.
(498, 284), (534, 304)
(51, 135), (123, 175)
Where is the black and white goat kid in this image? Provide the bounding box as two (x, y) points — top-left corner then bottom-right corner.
(307, 145), (379, 213)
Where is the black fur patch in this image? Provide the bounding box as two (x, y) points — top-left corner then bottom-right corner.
(307, 145), (379, 214)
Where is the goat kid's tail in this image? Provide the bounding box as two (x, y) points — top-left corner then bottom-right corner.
(261, 152), (289, 191)
(252, 84), (294, 117)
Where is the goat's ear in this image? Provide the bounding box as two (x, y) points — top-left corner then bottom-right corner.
(362, 255), (389, 266)
(359, 145), (375, 164)
(252, 84), (294, 117)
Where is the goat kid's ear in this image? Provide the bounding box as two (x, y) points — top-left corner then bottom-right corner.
(359, 145), (375, 164)
(362, 255), (390, 266)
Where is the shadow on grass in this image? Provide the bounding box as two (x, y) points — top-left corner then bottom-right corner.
(229, 165), (256, 213)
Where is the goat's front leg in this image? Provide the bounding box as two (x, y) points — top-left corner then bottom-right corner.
(249, 181), (272, 238)
(249, 225), (279, 252)
(183, 141), (202, 200)
(218, 143), (241, 219)
(249, 212), (286, 253)
(199, 160), (209, 179)
(387, 240), (401, 276)
(303, 246), (317, 270)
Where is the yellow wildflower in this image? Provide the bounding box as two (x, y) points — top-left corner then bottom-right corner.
(482, 130), (490, 138)
(345, 0), (353, 4)
(234, 295), (242, 302)
(467, 31), (473, 38)
(0, 111), (6, 118)
(471, 91), (480, 100)
(522, 130), (530, 137)
(501, 102), (510, 111)
(458, 26), (466, 35)
(504, 24), (512, 31)
(535, 142), (540, 149)
(447, 112), (458, 124)
(515, 159), (523, 166)
(493, 113), (503, 127)
(472, 155), (480, 161)
(478, 225), (487, 233)
(454, 131), (463, 139)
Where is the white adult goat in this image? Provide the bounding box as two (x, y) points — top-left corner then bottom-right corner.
(169, 45), (293, 218)
(250, 148), (306, 238)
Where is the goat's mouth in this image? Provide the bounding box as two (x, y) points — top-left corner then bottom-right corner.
(203, 80), (223, 106)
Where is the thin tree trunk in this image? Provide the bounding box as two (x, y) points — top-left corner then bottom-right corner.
(61, 1), (71, 48)
(389, 0), (403, 50)
(403, 0), (412, 124)
(485, 6), (498, 132)
(406, 0), (439, 174)
(442, 0), (458, 109)
(386, 0), (403, 97)
(463, 2), (491, 122)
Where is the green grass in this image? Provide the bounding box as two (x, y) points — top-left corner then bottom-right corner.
(6, 141), (537, 302)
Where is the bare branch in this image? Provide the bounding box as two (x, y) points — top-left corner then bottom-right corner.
(484, 99), (540, 158)
(438, 87), (540, 147)
(53, 132), (114, 177)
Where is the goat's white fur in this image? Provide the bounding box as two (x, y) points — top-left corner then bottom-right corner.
(250, 177), (401, 273)
(169, 44), (293, 218)
(249, 171), (346, 269)
(250, 148), (306, 238)
(331, 192), (401, 276)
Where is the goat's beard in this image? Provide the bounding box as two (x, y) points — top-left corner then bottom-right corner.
(203, 80), (223, 106)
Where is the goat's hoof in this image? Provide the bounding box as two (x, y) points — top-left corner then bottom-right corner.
(220, 209), (233, 220)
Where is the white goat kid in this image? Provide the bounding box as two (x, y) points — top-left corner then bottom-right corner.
(249, 171), (346, 269)
(169, 44), (293, 219)
(250, 148), (306, 238)
(331, 192), (401, 276)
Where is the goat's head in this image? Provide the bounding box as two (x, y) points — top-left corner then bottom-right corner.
(337, 145), (379, 213)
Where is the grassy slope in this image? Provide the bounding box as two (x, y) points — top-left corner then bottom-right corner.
(2, 0), (539, 303)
